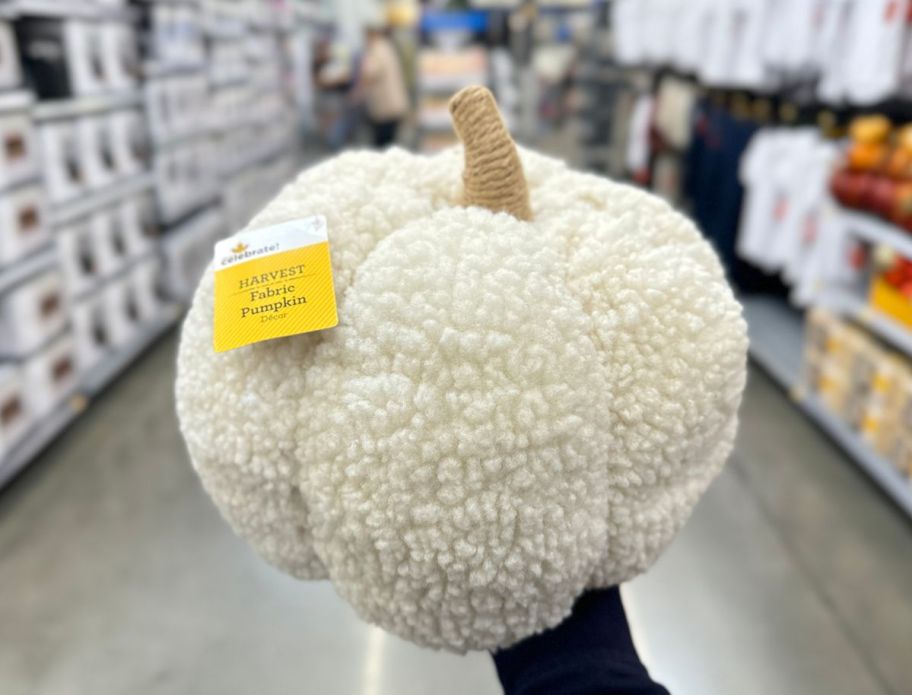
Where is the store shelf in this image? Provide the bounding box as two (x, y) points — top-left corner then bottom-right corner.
(52, 172), (155, 226)
(0, 396), (85, 490)
(209, 72), (249, 89)
(842, 210), (912, 262)
(11, 0), (135, 20)
(742, 294), (912, 519)
(220, 137), (294, 179)
(0, 303), (184, 490)
(143, 61), (208, 79)
(0, 90), (34, 112)
(827, 291), (912, 360)
(801, 394), (912, 518)
(0, 245), (57, 295)
(80, 303), (183, 395)
(34, 91), (143, 121)
(204, 16), (247, 39)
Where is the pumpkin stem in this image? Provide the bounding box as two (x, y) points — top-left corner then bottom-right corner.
(449, 85), (533, 221)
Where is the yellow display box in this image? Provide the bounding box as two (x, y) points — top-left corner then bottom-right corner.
(869, 276), (912, 330)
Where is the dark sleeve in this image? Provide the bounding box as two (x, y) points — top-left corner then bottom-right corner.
(491, 588), (670, 695)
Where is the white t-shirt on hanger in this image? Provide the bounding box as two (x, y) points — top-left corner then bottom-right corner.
(738, 129), (791, 270)
(731, 0), (777, 90)
(817, 0), (856, 104)
(672, 0), (714, 73)
(612, 0), (648, 65)
(844, 0), (907, 104)
(767, 130), (822, 271)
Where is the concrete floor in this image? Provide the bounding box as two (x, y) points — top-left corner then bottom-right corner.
(0, 334), (910, 695)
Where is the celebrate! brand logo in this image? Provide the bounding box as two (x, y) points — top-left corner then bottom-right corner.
(221, 240), (280, 266)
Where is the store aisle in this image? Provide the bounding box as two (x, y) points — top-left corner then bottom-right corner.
(1, 335), (910, 695)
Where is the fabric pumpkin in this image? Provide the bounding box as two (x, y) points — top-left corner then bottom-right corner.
(175, 86), (747, 652)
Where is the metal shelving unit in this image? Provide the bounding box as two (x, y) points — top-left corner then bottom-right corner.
(826, 290), (912, 361)
(0, 397), (84, 489)
(0, 303), (181, 489)
(0, 246), (56, 294)
(33, 91), (143, 121)
(11, 0), (135, 21)
(80, 303), (182, 394)
(0, 2), (176, 490)
(843, 210), (912, 266)
(51, 172), (155, 226)
(742, 295), (912, 519)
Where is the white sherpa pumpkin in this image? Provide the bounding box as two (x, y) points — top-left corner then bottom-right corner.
(175, 87), (747, 652)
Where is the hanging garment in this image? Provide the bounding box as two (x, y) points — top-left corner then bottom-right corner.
(626, 93), (655, 179)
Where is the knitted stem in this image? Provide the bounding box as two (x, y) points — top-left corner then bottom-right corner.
(449, 86), (533, 221)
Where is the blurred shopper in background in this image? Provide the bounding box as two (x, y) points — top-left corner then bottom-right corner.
(357, 22), (409, 147)
(312, 35), (360, 150)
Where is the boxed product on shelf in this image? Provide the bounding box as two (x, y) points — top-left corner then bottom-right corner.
(209, 38), (248, 86)
(0, 182), (49, 267)
(222, 153), (296, 230)
(154, 139), (218, 223)
(56, 217), (99, 297)
(891, 432), (912, 479)
(129, 255), (162, 323)
(873, 380), (912, 471)
(117, 195), (155, 258)
(146, 3), (204, 69)
(16, 19), (108, 99)
(70, 291), (108, 372)
(39, 119), (84, 203)
(860, 355), (912, 450)
(100, 22), (139, 93)
(248, 59), (281, 94)
(102, 275), (141, 348)
(244, 31), (279, 65)
(0, 364), (32, 461)
(0, 269), (67, 358)
(76, 115), (117, 190)
(0, 21), (22, 91)
(91, 208), (130, 279)
(107, 109), (147, 176)
(208, 83), (252, 132)
(161, 206), (225, 301)
(22, 331), (78, 418)
(144, 74), (209, 144)
(804, 309), (881, 422)
(0, 93), (39, 190)
(136, 192), (158, 242)
(868, 253), (912, 330)
(804, 308), (912, 481)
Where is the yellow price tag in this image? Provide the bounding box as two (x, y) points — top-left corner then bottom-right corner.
(213, 215), (338, 353)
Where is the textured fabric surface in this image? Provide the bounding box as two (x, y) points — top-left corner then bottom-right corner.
(175, 146), (748, 651)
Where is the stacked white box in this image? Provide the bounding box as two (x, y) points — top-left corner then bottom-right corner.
(22, 332), (78, 418)
(0, 92), (39, 189)
(0, 365), (31, 459)
(70, 291), (108, 371)
(0, 21), (22, 91)
(56, 217), (99, 296)
(0, 270), (67, 358)
(0, 182), (49, 267)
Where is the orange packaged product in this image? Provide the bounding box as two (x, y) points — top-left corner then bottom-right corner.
(885, 124), (912, 179)
(847, 115), (891, 173)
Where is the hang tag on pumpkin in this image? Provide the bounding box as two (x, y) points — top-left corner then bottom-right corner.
(212, 215), (338, 352)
